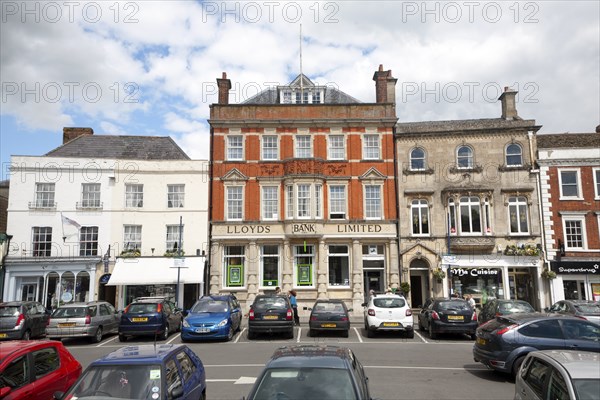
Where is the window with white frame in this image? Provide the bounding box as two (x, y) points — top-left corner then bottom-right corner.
(562, 216), (586, 250)
(328, 245), (350, 286)
(227, 135), (243, 161)
(81, 183), (101, 208)
(79, 226), (98, 256)
(364, 185), (382, 219)
(312, 91), (321, 103)
(260, 245), (279, 288)
(282, 91), (292, 104)
(297, 184), (311, 218)
(559, 170), (581, 198)
(286, 183), (323, 219)
(411, 199), (430, 235)
(447, 196), (492, 235)
(328, 135), (345, 160)
(166, 225), (183, 253)
(262, 135), (278, 160)
(123, 225), (142, 251)
(508, 196), (529, 234)
(457, 146), (473, 169)
(262, 186), (279, 220)
(459, 196), (482, 234)
(224, 245), (245, 287)
(295, 135), (312, 158)
(410, 148), (426, 170)
(32, 227), (52, 257)
(294, 244), (314, 287)
(167, 184), (185, 208)
(226, 186), (243, 221)
(594, 168), (600, 199)
(329, 185), (346, 219)
(35, 183), (55, 208)
(447, 198), (457, 234)
(125, 184), (143, 207)
(506, 143), (523, 166)
(286, 186), (294, 219)
(315, 184), (322, 219)
(363, 134), (380, 160)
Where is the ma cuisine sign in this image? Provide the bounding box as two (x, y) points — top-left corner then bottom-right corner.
(450, 268), (500, 277)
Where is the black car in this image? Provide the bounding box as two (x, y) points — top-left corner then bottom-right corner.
(0, 301), (50, 340)
(118, 297), (183, 341)
(547, 300), (600, 325)
(478, 299), (536, 325)
(248, 294), (294, 339)
(417, 298), (477, 339)
(473, 313), (600, 377)
(245, 345), (375, 400)
(308, 300), (351, 337)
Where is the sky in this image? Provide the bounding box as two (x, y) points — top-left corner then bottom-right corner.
(1, 1), (599, 180)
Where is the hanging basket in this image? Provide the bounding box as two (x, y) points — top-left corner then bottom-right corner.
(541, 269), (557, 280)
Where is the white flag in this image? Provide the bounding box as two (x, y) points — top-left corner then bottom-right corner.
(61, 214), (81, 229)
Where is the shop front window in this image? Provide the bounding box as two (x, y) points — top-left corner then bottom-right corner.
(294, 245), (314, 287)
(449, 267), (504, 306)
(60, 272), (76, 305)
(125, 285), (176, 307)
(224, 246), (245, 288)
(328, 245), (350, 287)
(75, 272), (90, 302)
(260, 245), (280, 289)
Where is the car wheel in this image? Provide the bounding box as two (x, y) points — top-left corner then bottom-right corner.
(429, 324), (437, 339)
(512, 356), (526, 378)
(118, 334), (127, 342)
(308, 329), (314, 337)
(470, 333), (477, 340)
(342, 330), (349, 338)
(162, 324), (170, 340)
(406, 330), (415, 339)
(92, 327), (103, 343)
(200, 390), (206, 400)
(367, 328), (374, 338)
(227, 326), (234, 341)
(418, 319), (425, 331)
(287, 329), (294, 339)
(22, 330), (31, 340)
(247, 329), (256, 340)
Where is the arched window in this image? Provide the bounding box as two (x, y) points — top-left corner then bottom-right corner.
(506, 144), (523, 166)
(410, 148), (426, 170)
(457, 146), (473, 169)
(411, 199), (430, 235)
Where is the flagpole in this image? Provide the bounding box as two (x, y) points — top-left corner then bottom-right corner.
(60, 212), (66, 242)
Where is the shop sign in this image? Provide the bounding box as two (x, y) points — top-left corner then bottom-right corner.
(99, 274), (111, 284)
(551, 261), (599, 274)
(450, 268), (499, 277)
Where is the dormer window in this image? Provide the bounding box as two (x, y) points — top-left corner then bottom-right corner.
(283, 91), (292, 104)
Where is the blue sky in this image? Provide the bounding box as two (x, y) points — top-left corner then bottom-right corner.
(1, 1), (599, 180)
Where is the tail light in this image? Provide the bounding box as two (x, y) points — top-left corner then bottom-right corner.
(286, 309), (293, 321)
(472, 312), (477, 321)
(124, 305), (130, 313)
(406, 309), (412, 317)
(431, 311), (440, 320)
(310, 316), (318, 321)
(15, 313), (25, 327)
(46, 318), (51, 326)
(495, 312), (501, 317)
(84, 315), (91, 325)
(340, 316), (349, 321)
(368, 309), (375, 316)
(249, 309), (255, 320)
(495, 324), (518, 335)
(156, 303), (162, 313)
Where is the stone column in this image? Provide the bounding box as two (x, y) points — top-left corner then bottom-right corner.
(209, 240), (221, 295)
(388, 239), (400, 290)
(351, 240), (363, 315)
(317, 239), (328, 299)
(246, 241), (259, 303)
(282, 240), (292, 291)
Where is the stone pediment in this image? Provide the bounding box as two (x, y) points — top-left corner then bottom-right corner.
(222, 168), (248, 181)
(359, 167), (386, 181)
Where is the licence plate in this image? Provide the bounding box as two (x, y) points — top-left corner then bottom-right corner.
(263, 315), (278, 320)
(476, 337), (487, 345)
(195, 327), (210, 333)
(0, 333), (7, 338)
(383, 322), (399, 327)
(321, 323), (336, 328)
(58, 323), (76, 327)
(131, 317), (148, 322)
(447, 315), (464, 321)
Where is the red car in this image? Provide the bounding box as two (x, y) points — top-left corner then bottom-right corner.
(0, 340), (81, 400)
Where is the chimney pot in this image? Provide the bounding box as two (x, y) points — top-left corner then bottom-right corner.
(373, 65), (397, 104)
(498, 88), (518, 120)
(216, 72), (232, 105)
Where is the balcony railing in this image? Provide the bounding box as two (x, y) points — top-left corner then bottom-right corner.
(76, 201), (103, 210)
(28, 201), (57, 210)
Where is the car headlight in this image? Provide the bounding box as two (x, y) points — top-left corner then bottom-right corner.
(217, 319), (228, 327)
(183, 319), (190, 328)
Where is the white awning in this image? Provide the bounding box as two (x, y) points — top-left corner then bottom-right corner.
(106, 257), (204, 286)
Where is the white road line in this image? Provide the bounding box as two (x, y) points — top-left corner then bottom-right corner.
(205, 364), (266, 367)
(167, 333), (180, 344)
(96, 335), (117, 347)
(353, 327), (363, 343)
(364, 365), (488, 371)
(296, 327), (301, 342)
(235, 328), (246, 343)
(206, 379), (237, 382)
(414, 329), (428, 343)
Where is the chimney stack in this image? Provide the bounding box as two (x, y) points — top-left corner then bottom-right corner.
(217, 72), (232, 105)
(498, 87), (519, 120)
(63, 127), (93, 144)
(373, 64), (397, 104)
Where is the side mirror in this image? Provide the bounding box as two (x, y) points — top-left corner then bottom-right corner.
(45, 308), (53, 315)
(543, 307), (549, 313)
(361, 303), (367, 307)
(52, 391), (64, 400)
(170, 385), (184, 399)
(0, 388), (12, 398)
(348, 308), (354, 312)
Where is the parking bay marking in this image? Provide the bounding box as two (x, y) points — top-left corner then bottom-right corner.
(206, 377), (257, 384)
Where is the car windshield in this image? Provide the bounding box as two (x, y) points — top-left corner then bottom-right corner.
(573, 379), (600, 400)
(128, 303), (158, 314)
(66, 364), (163, 399)
(574, 304), (600, 313)
(253, 297), (288, 311)
(499, 302), (534, 313)
(192, 299), (229, 313)
(314, 303), (345, 313)
(253, 367), (357, 400)
(373, 298), (405, 308)
(52, 306), (92, 318)
(437, 301), (470, 311)
(0, 306), (19, 317)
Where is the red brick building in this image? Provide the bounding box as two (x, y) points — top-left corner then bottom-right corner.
(538, 130), (600, 302)
(208, 67), (399, 313)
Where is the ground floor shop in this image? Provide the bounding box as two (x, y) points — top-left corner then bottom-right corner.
(549, 260), (600, 303)
(209, 222), (399, 315)
(2, 257), (100, 309)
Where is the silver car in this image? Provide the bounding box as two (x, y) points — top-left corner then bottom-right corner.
(46, 301), (119, 343)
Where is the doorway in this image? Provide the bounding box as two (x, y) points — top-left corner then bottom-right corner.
(410, 275), (423, 308)
(508, 270), (535, 308)
(363, 269), (384, 300)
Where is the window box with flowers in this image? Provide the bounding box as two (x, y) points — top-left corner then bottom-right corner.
(541, 269), (557, 280)
(164, 250), (185, 257)
(503, 244), (540, 257)
(432, 268), (446, 282)
(120, 249), (141, 258)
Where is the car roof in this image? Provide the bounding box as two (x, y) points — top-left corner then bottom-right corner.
(55, 302), (102, 308)
(0, 340), (61, 361)
(501, 313), (577, 324)
(372, 294), (405, 299)
(199, 295), (232, 301)
(90, 344), (188, 366)
(0, 301), (36, 307)
(529, 350), (600, 379)
(314, 299), (345, 303)
(266, 345), (352, 369)
(132, 297), (166, 303)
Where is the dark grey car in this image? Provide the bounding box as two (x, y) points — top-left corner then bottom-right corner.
(248, 294), (294, 339)
(547, 300), (600, 325)
(46, 301), (120, 343)
(308, 300), (351, 337)
(0, 301), (50, 340)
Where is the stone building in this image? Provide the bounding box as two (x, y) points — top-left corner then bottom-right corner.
(537, 129), (600, 302)
(208, 67), (399, 314)
(396, 88), (547, 310)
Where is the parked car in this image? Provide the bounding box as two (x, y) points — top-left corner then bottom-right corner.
(417, 298), (477, 339)
(0, 340), (81, 400)
(515, 350), (600, 400)
(118, 297), (183, 342)
(245, 345), (375, 400)
(473, 313), (600, 377)
(0, 301), (50, 340)
(478, 299), (536, 325)
(363, 293), (414, 338)
(308, 299), (351, 337)
(547, 300), (600, 325)
(247, 294), (294, 339)
(181, 294), (242, 342)
(55, 344), (206, 400)
(46, 301), (120, 343)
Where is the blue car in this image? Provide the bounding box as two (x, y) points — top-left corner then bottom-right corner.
(181, 295), (242, 342)
(56, 344), (206, 400)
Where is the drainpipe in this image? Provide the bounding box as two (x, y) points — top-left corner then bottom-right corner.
(392, 125), (403, 291)
(0, 234), (13, 301)
(206, 122), (214, 297)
